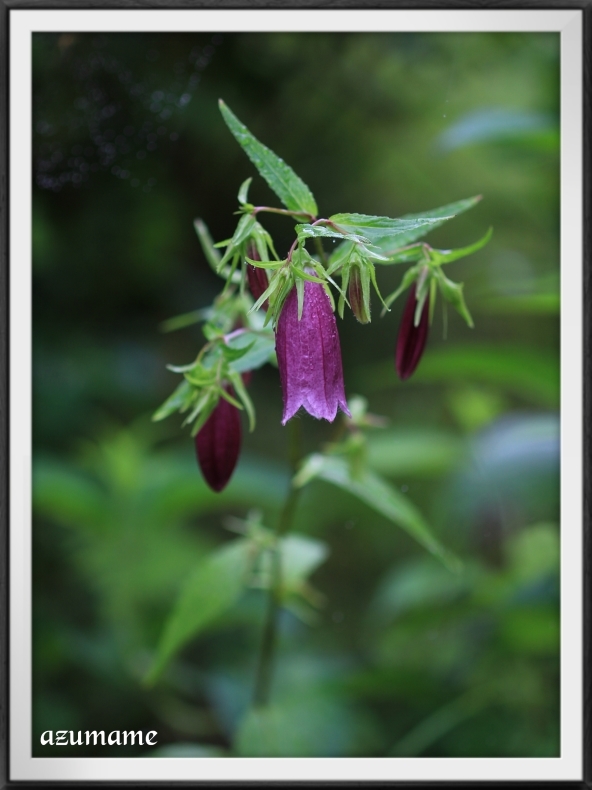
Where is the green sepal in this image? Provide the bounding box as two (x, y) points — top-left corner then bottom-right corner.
(228, 369), (256, 431)
(218, 214), (257, 270)
(430, 227), (493, 266)
(382, 264), (422, 314)
(434, 268), (474, 328)
(238, 177), (253, 205)
(186, 389), (219, 434)
(152, 380), (194, 422)
(295, 276), (305, 321)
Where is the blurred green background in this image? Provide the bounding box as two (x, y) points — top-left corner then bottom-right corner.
(32, 31), (560, 757)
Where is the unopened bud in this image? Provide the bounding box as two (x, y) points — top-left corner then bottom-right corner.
(246, 244), (269, 308)
(348, 264), (370, 324)
(195, 386), (241, 491)
(395, 283), (429, 380)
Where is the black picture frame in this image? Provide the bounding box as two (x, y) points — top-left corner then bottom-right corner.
(0, 1), (590, 785)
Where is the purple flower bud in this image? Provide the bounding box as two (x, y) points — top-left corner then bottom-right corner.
(246, 244), (269, 308)
(195, 387), (241, 492)
(348, 264), (370, 324)
(276, 280), (351, 425)
(395, 283), (429, 381)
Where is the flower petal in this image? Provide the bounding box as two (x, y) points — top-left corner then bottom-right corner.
(276, 280), (350, 424)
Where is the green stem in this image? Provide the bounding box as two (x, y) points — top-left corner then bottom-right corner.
(254, 206), (315, 222)
(252, 420), (302, 707)
(313, 237), (328, 266)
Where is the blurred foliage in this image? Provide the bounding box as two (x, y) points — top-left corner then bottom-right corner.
(33, 31), (559, 757)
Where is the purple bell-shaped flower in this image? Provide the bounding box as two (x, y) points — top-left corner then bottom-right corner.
(275, 280), (351, 425)
(246, 244), (269, 308)
(195, 386), (242, 491)
(395, 283), (430, 380)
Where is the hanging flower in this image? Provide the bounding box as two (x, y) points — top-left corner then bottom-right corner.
(275, 280), (351, 425)
(395, 282), (430, 380)
(195, 386), (241, 492)
(246, 243), (269, 308)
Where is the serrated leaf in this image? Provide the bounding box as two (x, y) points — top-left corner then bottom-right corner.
(146, 539), (255, 684)
(296, 223), (368, 244)
(152, 380), (194, 422)
(377, 196), (483, 254)
(294, 455), (460, 572)
(219, 100), (318, 217)
(329, 213), (447, 245)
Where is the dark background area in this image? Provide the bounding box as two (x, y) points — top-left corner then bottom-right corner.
(32, 31), (560, 757)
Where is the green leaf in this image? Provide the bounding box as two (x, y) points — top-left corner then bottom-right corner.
(377, 195), (483, 254)
(294, 455), (460, 572)
(159, 308), (209, 333)
(366, 429), (465, 477)
(193, 219), (221, 272)
(296, 223), (368, 244)
(280, 534), (329, 590)
(330, 213), (445, 246)
(228, 369), (256, 431)
(227, 332), (276, 373)
(382, 264), (422, 312)
(33, 463), (108, 532)
(219, 100), (318, 217)
(146, 539), (255, 684)
(431, 227), (493, 265)
(218, 214), (257, 269)
(360, 345), (559, 408)
(238, 177), (253, 205)
(194, 219), (241, 284)
(152, 380), (194, 422)
(434, 268), (474, 328)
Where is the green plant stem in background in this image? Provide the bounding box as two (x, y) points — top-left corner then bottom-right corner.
(252, 420), (303, 707)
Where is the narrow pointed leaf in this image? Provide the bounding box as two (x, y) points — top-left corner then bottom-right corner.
(229, 370), (256, 431)
(375, 195), (483, 254)
(152, 380), (194, 422)
(294, 455), (460, 572)
(238, 177), (253, 205)
(218, 214), (257, 269)
(296, 223), (369, 244)
(227, 332), (276, 373)
(382, 264), (422, 313)
(435, 269), (474, 327)
(219, 100), (318, 216)
(431, 226), (493, 265)
(146, 539), (254, 683)
(330, 213), (445, 246)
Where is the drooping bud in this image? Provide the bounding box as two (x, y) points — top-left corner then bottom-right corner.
(348, 262), (370, 324)
(195, 387), (241, 492)
(275, 280), (351, 424)
(395, 283), (430, 381)
(246, 243), (269, 308)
